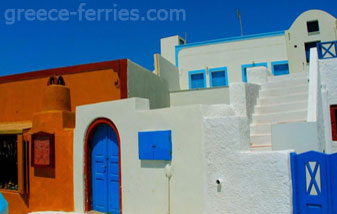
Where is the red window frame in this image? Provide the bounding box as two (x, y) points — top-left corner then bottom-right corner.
(331, 105), (337, 141)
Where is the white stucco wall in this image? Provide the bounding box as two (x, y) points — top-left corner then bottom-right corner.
(74, 98), (208, 214)
(285, 10), (337, 74)
(170, 87), (229, 107)
(160, 35), (185, 65)
(230, 82), (260, 123)
(320, 57), (337, 105)
(203, 116), (292, 214)
(74, 98), (293, 214)
(247, 66), (271, 85)
(177, 34), (287, 90)
(154, 54), (180, 91)
(319, 57), (337, 150)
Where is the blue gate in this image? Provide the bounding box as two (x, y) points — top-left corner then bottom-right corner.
(92, 123), (120, 214)
(291, 151), (337, 214)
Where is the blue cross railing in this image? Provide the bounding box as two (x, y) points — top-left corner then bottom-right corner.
(317, 41), (337, 59)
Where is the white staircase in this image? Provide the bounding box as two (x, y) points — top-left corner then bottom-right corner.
(250, 73), (309, 150)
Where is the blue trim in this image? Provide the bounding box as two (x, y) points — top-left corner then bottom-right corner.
(188, 69), (206, 89)
(209, 67), (228, 87)
(290, 152), (297, 214)
(175, 31), (285, 68)
(0, 193), (8, 213)
(241, 62), (268, 82)
(317, 41), (337, 59)
(271, 60), (289, 76)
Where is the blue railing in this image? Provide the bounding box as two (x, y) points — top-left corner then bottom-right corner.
(317, 41), (337, 59)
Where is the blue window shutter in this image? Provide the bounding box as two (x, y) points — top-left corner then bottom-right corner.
(273, 64), (289, 75)
(211, 71), (227, 87)
(138, 132), (155, 160)
(191, 73), (205, 89)
(138, 130), (172, 160)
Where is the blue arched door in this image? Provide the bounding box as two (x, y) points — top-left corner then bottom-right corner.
(91, 123), (120, 214)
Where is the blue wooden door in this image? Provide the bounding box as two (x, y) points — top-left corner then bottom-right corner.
(92, 124), (120, 213)
(292, 151), (329, 214)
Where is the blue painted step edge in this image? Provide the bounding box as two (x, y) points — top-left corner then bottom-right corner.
(0, 193), (8, 214)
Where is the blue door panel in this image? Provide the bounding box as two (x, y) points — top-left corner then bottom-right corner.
(107, 124), (120, 213)
(297, 152), (328, 214)
(92, 123), (120, 213)
(291, 151), (337, 214)
(306, 205), (322, 214)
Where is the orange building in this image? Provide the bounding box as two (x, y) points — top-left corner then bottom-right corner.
(0, 59), (169, 213)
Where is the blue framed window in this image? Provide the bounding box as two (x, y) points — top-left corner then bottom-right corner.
(209, 67), (228, 87)
(189, 69), (206, 89)
(241, 62), (268, 82)
(271, 61), (289, 76)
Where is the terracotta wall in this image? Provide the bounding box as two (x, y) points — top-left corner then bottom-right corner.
(0, 68), (122, 123)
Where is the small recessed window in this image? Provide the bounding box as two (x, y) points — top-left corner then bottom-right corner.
(189, 71), (206, 89)
(307, 20), (320, 33)
(210, 70), (228, 87)
(272, 61), (289, 76)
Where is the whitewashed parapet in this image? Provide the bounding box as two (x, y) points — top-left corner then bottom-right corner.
(247, 66), (270, 85)
(307, 48), (319, 122)
(230, 83), (260, 123)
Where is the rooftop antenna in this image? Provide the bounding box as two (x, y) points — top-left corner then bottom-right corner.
(236, 9), (244, 36)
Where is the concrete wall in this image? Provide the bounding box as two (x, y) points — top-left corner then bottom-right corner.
(285, 10), (337, 74)
(74, 98), (293, 214)
(272, 121), (320, 153)
(176, 34), (287, 90)
(0, 67), (123, 123)
(170, 87), (229, 107)
(154, 54), (180, 91)
(319, 57), (337, 150)
(160, 35), (185, 65)
(127, 60), (170, 109)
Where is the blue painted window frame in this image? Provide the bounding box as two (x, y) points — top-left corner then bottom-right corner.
(271, 60), (289, 76)
(241, 62), (268, 82)
(188, 69), (206, 89)
(209, 67), (228, 87)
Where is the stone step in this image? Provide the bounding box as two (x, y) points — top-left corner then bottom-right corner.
(250, 144), (272, 151)
(250, 134), (271, 145)
(250, 123), (272, 135)
(254, 101), (307, 114)
(262, 78), (308, 90)
(252, 110), (307, 124)
(268, 72), (308, 82)
(259, 84), (308, 97)
(250, 119), (306, 135)
(257, 92), (308, 106)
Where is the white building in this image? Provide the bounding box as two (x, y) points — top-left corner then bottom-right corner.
(160, 10), (337, 90)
